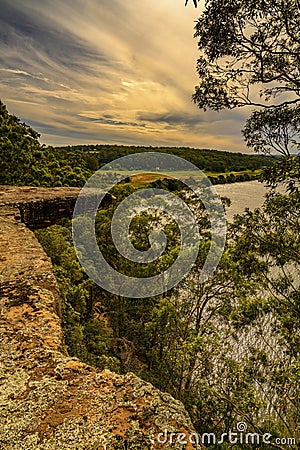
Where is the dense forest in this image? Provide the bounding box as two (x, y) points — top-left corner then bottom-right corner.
(36, 170), (299, 449)
(1, 0), (299, 446)
(0, 100), (274, 189)
(0, 101), (91, 187)
(57, 143), (274, 173)
(1, 93), (299, 447)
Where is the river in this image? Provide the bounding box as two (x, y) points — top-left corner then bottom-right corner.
(214, 180), (272, 221)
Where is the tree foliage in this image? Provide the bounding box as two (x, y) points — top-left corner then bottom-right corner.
(59, 143), (273, 174)
(184, 0), (300, 444)
(35, 223), (120, 372)
(243, 105), (300, 191)
(192, 0), (300, 111)
(1, 99), (274, 187)
(0, 101), (92, 186)
(3, 0), (300, 442)
(243, 106), (300, 156)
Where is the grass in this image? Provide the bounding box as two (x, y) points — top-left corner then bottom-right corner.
(100, 169), (261, 188)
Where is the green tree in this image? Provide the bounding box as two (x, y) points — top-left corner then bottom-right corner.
(0, 100), (41, 184)
(228, 192), (300, 443)
(188, 0), (299, 191)
(0, 100), (92, 187)
(35, 224), (120, 372)
(243, 105), (300, 191)
(184, 0), (299, 445)
(190, 0), (299, 111)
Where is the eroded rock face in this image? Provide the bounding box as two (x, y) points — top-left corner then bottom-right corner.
(0, 185), (112, 230)
(0, 187), (203, 450)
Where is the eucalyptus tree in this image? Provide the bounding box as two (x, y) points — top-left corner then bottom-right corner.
(186, 0), (299, 110)
(182, 1), (300, 444)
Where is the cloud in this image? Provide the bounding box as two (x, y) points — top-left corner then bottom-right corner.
(137, 111), (205, 127)
(79, 114), (146, 128)
(0, 0), (249, 152)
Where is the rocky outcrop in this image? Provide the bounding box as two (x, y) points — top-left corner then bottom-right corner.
(0, 186), (203, 450)
(0, 186), (112, 229)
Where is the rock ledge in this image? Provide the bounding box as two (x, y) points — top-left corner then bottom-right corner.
(0, 186), (202, 449)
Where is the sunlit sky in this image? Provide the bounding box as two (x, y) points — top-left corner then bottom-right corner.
(0, 0), (251, 152)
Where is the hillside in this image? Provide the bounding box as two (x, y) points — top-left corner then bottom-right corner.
(0, 101), (91, 187)
(58, 144), (274, 174)
(0, 101), (274, 188)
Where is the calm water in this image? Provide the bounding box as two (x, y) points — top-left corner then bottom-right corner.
(215, 181), (299, 285)
(214, 180), (271, 221)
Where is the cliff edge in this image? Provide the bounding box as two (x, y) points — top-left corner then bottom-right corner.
(0, 186), (202, 450)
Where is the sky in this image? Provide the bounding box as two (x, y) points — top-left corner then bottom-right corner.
(0, 0), (251, 152)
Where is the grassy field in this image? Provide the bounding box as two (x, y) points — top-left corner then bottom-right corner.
(100, 169), (261, 188)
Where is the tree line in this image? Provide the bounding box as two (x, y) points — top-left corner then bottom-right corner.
(58, 143), (274, 174)
(1, 0), (299, 446)
(37, 0), (299, 447)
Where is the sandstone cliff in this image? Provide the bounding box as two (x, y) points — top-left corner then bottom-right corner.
(0, 186), (202, 450)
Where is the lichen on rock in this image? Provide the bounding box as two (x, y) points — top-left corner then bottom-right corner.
(0, 186), (203, 449)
